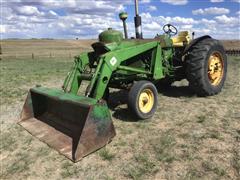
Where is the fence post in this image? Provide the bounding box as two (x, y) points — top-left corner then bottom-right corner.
(32, 53), (34, 59)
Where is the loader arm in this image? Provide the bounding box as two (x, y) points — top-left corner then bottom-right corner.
(62, 52), (95, 94)
(65, 41), (165, 100)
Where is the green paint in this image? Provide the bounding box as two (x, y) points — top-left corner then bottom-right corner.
(58, 31), (175, 101)
(119, 12), (128, 20)
(99, 29), (123, 44)
(118, 65), (151, 74)
(92, 104), (109, 120)
(31, 87), (97, 105)
(91, 104), (111, 135)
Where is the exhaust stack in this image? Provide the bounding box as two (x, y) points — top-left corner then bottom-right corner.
(134, 0), (142, 39)
(119, 12), (128, 39)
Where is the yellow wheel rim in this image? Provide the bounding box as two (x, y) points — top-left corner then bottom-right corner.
(138, 89), (154, 114)
(208, 52), (224, 86)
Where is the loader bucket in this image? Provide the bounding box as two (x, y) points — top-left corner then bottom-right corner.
(18, 87), (116, 162)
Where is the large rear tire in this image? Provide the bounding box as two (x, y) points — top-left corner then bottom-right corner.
(186, 38), (227, 96)
(128, 81), (158, 119)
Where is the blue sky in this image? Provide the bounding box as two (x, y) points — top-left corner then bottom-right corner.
(1, 0), (240, 39)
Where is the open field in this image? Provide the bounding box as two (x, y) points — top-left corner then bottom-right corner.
(0, 40), (240, 179)
(0, 39), (239, 60)
(0, 39), (95, 60)
(221, 40), (240, 50)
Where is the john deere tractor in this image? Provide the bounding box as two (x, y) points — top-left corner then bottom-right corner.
(18, 1), (227, 162)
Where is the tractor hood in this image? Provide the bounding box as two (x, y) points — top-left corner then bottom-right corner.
(99, 28), (123, 44)
(91, 28), (123, 53)
(92, 28), (158, 54)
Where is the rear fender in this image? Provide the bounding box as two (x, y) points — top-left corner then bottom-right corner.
(183, 35), (211, 55)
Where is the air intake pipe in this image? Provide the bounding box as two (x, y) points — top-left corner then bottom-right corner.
(119, 12), (128, 39)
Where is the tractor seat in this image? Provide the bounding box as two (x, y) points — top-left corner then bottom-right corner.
(171, 31), (191, 47)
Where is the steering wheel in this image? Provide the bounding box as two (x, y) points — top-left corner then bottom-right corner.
(163, 24), (178, 36)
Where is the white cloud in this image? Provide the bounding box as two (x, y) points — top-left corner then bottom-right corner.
(49, 10), (58, 16)
(145, 22), (161, 30)
(140, 12), (152, 19)
(14, 6), (43, 16)
(194, 28), (212, 34)
(192, 7), (230, 15)
(2, 0), (239, 40)
(237, 11), (240, 15)
(214, 15), (239, 25)
(180, 24), (193, 30)
(69, 1), (125, 15)
(171, 16), (197, 25)
(147, 5), (157, 11)
(140, 11), (239, 39)
(8, 0), (127, 16)
(201, 18), (216, 24)
(0, 25), (6, 33)
(231, 0), (240, 2)
(210, 0), (224, 2)
(160, 0), (188, 5)
(57, 22), (66, 28)
(37, 0), (79, 9)
(140, 0), (151, 3)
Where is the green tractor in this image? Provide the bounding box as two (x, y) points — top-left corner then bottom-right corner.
(18, 2), (227, 162)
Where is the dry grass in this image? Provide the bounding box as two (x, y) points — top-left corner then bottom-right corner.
(221, 40), (240, 50)
(0, 39), (94, 60)
(0, 40), (240, 180)
(0, 39), (239, 60)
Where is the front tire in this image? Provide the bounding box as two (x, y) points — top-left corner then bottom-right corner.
(128, 81), (158, 119)
(186, 38), (227, 96)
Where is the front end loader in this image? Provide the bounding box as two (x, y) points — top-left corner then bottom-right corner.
(18, 1), (227, 162)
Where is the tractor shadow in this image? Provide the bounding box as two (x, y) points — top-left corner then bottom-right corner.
(108, 84), (195, 122)
(157, 85), (195, 97)
(107, 90), (137, 122)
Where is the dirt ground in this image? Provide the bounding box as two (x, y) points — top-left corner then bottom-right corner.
(0, 40), (240, 180)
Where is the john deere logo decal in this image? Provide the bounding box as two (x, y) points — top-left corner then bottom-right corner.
(110, 57), (117, 66)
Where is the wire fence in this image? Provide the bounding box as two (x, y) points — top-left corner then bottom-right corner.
(225, 49), (240, 56)
(0, 48), (92, 61)
(0, 44), (239, 61)
(0, 53), (73, 61)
